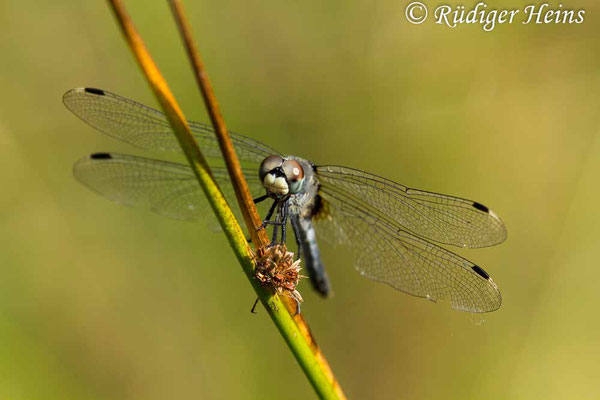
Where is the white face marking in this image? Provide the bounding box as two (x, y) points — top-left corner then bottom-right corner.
(263, 173), (289, 195)
(292, 167), (300, 176)
(264, 173), (275, 185)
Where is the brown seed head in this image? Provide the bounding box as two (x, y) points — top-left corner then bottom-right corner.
(254, 244), (304, 306)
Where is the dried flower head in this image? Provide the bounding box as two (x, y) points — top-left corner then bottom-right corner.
(255, 244), (304, 311)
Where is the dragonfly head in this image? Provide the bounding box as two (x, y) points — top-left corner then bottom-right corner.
(259, 155), (305, 197)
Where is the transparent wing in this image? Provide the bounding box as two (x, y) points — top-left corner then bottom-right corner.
(73, 153), (266, 224)
(316, 165), (506, 248)
(63, 88), (280, 163)
(315, 181), (502, 312)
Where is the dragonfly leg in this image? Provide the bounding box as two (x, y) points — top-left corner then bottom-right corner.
(292, 297), (301, 316)
(250, 297), (260, 314)
(253, 194), (269, 204)
(290, 216), (303, 261)
(247, 199), (278, 243)
(284, 292), (301, 315)
(295, 299), (301, 315)
(271, 203), (282, 244)
(280, 200), (290, 244)
(259, 200), (279, 231)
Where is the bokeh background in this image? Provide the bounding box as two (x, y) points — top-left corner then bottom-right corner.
(2, 0), (599, 399)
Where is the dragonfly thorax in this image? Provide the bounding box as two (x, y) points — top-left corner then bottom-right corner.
(259, 155), (305, 198)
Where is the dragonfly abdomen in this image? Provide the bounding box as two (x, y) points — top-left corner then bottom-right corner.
(292, 214), (331, 297)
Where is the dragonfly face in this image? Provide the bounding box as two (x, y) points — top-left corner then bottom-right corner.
(258, 155), (306, 198)
(65, 87), (507, 313)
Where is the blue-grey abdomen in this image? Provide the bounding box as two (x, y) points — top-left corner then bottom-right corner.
(292, 214), (331, 297)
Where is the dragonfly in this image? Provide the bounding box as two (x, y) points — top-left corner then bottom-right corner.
(64, 87), (507, 313)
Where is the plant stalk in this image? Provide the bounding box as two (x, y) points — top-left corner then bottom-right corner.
(106, 1), (346, 398)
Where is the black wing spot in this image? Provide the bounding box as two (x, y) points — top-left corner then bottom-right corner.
(472, 202), (490, 213)
(90, 153), (112, 160)
(472, 265), (490, 280)
(84, 87), (105, 96)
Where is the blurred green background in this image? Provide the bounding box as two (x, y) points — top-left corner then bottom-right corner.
(1, 0), (599, 399)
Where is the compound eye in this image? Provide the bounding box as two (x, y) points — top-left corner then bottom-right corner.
(283, 160), (304, 194)
(283, 160), (304, 182)
(259, 155), (283, 180)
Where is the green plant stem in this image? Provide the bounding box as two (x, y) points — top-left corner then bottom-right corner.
(106, 0), (345, 398)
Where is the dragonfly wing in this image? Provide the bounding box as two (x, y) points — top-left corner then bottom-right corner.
(315, 165), (506, 248)
(63, 88), (281, 163)
(314, 182), (502, 312)
(73, 153), (266, 224)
